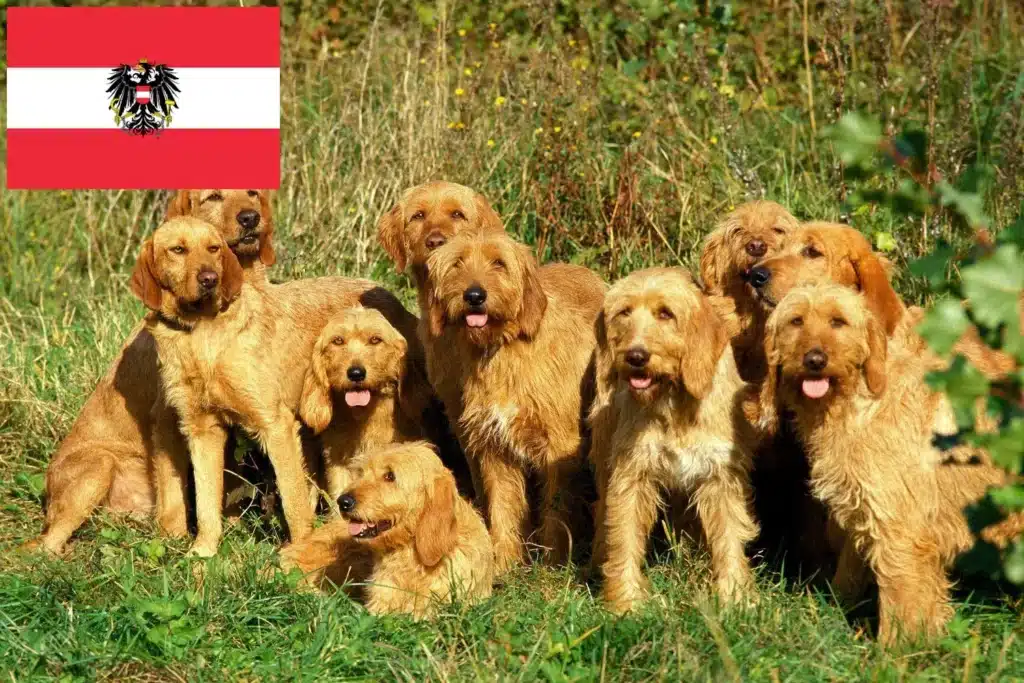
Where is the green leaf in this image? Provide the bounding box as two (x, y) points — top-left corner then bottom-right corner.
(825, 112), (883, 167)
(909, 245), (956, 291)
(917, 299), (970, 356)
(1004, 540), (1024, 585)
(927, 357), (990, 428)
(998, 206), (1024, 248)
(936, 181), (989, 228)
(873, 231), (897, 253)
(975, 418), (1024, 473)
(622, 59), (647, 78)
(988, 484), (1024, 511)
(961, 245), (1024, 335)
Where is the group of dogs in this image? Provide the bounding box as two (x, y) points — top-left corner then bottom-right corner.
(23, 184), (1023, 642)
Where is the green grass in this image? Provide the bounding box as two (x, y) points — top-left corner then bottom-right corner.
(3, 1), (1024, 680)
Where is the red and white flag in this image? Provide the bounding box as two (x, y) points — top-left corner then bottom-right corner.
(6, 7), (281, 189)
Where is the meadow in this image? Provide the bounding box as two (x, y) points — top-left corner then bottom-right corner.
(2, 1), (1024, 680)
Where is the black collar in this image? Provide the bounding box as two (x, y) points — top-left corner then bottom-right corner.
(155, 310), (195, 333)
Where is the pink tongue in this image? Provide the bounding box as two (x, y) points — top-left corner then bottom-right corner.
(630, 376), (652, 390)
(466, 313), (489, 328)
(348, 521), (369, 536)
(345, 390), (371, 407)
(802, 378), (830, 399)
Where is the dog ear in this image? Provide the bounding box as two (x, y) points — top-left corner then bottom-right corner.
(516, 245), (548, 339)
(299, 345), (334, 434)
(257, 191), (277, 266)
(129, 239), (164, 311)
(752, 327), (782, 435)
(473, 192), (505, 234)
(863, 315), (888, 397)
(426, 282), (447, 337)
(165, 190), (192, 219)
(414, 471), (458, 567)
(678, 298), (728, 399)
(592, 312), (617, 405)
(220, 246), (245, 304)
(699, 225), (730, 295)
(377, 202), (407, 272)
(850, 248), (903, 336)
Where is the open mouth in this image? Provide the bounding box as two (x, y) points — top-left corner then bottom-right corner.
(228, 231), (260, 248)
(465, 310), (489, 328)
(800, 376), (831, 399)
(628, 373), (654, 391)
(347, 518), (393, 539)
(344, 389), (373, 408)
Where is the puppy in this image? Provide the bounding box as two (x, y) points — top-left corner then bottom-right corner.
(299, 307), (429, 509)
(754, 284), (1013, 644)
(130, 217), (418, 556)
(280, 442), (493, 618)
(590, 268), (759, 613)
(25, 190), (275, 555)
(425, 232), (605, 572)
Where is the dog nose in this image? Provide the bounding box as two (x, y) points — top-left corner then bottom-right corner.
(338, 493), (356, 513)
(347, 366), (366, 382)
(197, 270), (219, 290)
(745, 239), (767, 258)
(236, 210), (260, 231)
(463, 285), (487, 307)
(803, 349), (828, 372)
(748, 266), (771, 289)
(625, 347), (650, 368)
(425, 232), (447, 250)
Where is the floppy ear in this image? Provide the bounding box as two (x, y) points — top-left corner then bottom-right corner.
(426, 285), (447, 338)
(851, 249), (904, 336)
(165, 190), (192, 219)
(219, 247), (245, 304)
(129, 239), (164, 311)
(699, 227), (730, 295)
(752, 326), (782, 435)
(473, 192), (505, 234)
(377, 203), (407, 272)
(414, 472), (458, 567)
(257, 192), (277, 266)
(299, 346), (333, 434)
(516, 246), (548, 339)
(592, 312), (617, 405)
(678, 298), (729, 399)
(863, 316), (888, 397)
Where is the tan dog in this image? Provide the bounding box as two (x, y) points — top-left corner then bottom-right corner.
(299, 308), (429, 509)
(279, 442), (493, 618)
(753, 284), (1014, 645)
(130, 217), (417, 556)
(25, 190), (275, 555)
(590, 268), (759, 613)
(424, 232), (605, 572)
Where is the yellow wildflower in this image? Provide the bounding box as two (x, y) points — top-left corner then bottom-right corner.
(464, 68), (473, 76)
(682, 75), (690, 82)
(455, 87), (465, 97)
(554, 126), (562, 133)
(534, 127), (544, 135)
(487, 139), (496, 148)
(489, 23), (497, 31)
(458, 29), (466, 37)
(491, 41), (500, 48)
(709, 135), (718, 145)
(633, 131), (642, 139)
(455, 122), (465, 130)
(494, 96), (506, 107)
(447, 121), (457, 129)
(718, 84), (735, 97)
(419, 58), (426, 65)
(568, 39), (576, 47)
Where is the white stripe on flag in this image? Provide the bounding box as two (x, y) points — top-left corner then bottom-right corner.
(6, 67), (280, 130)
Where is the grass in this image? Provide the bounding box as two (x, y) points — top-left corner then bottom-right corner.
(2, 1), (1024, 680)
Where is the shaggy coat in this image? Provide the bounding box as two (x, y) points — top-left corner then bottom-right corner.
(130, 217), (418, 556)
(25, 190), (276, 555)
(278, 442), (493, 618)
(424, 232), (605, 572)
(590, 268), (759, 613)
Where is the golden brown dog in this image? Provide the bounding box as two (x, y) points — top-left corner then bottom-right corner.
(753, 284), (1014, 645)
(699, 201), (800, 383)
(299, 307), (429, 509)
(25, 190), (275, 555)
(130, 217), (418, 557)
(424, 232), (605, 572)
(278, 442), (493, 618)
(589, 268), (759, 612)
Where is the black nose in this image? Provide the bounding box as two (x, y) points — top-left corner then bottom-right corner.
(625, 347), (650, 368)
(803, 349), (828, 372)
(463, 285), (487, 307)
(425, 232), (447, 250)
(197, 270), (219, 290)
(745, 239), (767, 258)
(748, 266), (771, 289)
(338, 493), (356, 513)
(236, 210), (260, 231)
(347, 366), (366, 382)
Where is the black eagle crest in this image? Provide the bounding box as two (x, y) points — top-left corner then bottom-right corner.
(106, 60), (180, 136)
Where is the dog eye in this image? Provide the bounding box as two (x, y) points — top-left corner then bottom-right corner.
(616, 307), (632, 319)
(170, 245), (187, 255)
(207, 245), (220, 254)
(247, 190), (259, 198)
(830, 317), (848, 329)
(772, 227), (786, 235)
(451, 210), (466, 220)
(203, 192), (224, 203)
(492, 259), (506, 270)
(789, 316), (804, 327)
(383, 469), (396, 483)
(801, 245), (823, 259)
(657, 307), (675, 321)
(331, 336), (345, 346)
(369, 335), (383, 345)
(411, 211), (426, 221)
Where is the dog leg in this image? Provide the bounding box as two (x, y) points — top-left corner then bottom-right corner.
(538, 455), (578, 565)
(28, 447), (117, 555)
(152, 400), (190, 537)
(261, 411), (314, 543)
(692, 469), (758, 603)
(873, 536), (953, 646)
(832, 535), (870, 605)
(599, 463), (660, 614)
(477, 451), (529, 574)
(184, 415), (228, 557)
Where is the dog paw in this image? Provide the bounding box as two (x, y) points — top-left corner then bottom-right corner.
(187, 541), (219, 558)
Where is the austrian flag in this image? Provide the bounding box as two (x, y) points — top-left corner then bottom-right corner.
(6, 7), (281, 189)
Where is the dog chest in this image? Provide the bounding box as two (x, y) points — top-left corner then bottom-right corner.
(623, 433), (734, 492)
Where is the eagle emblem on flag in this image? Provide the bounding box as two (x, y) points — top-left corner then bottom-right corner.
(106, 59), (180, 135)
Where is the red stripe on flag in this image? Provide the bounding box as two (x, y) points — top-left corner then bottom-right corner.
(8, 7), (280, 68)
(6, 129), (281, 190)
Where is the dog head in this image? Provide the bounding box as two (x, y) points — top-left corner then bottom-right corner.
(758, 284), (888, 427)
(377, 181), (505, 284)
(597, 267), (728, 403)
(337, 441), (459, 567)
(746, 222), (904, 335)
(130, 217), (244, 323)
(425, 232), (547, 346)
(167, 189), (276, 266)
(699, 201), (798, 300)
(299, 308), (410, 433)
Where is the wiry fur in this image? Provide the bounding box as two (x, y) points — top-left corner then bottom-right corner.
(590, 268), (759, 613)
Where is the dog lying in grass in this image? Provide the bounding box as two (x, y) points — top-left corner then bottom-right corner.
(278, 441), (493, 618)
